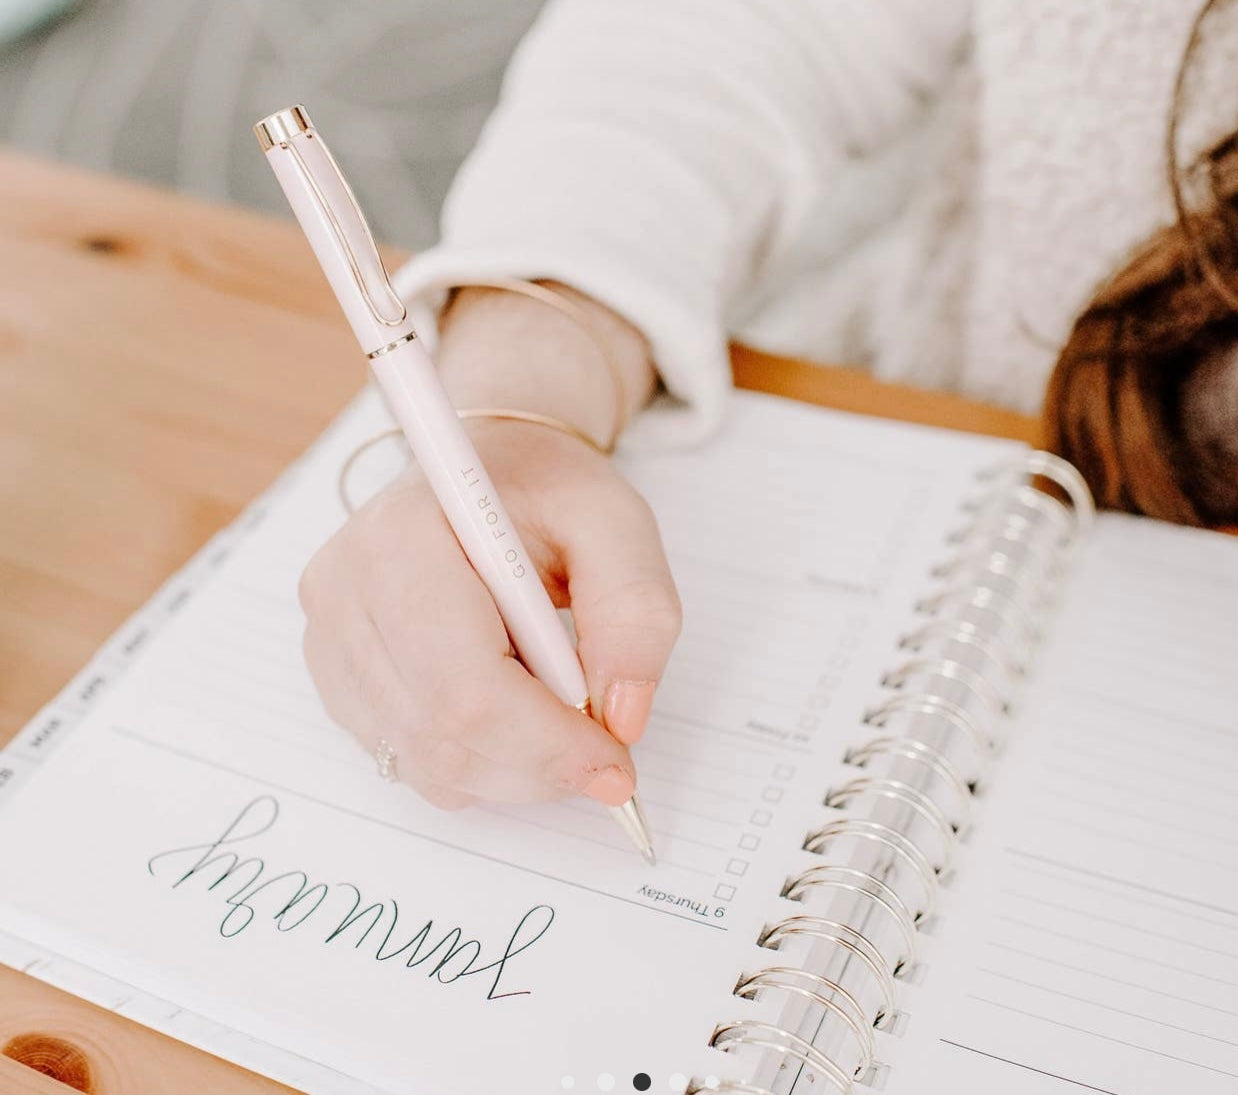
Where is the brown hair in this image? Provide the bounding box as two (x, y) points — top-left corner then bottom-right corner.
(1043, 0), (1238, 526)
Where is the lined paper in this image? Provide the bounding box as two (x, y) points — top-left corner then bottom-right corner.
(891, 514), (1238, 1095)
(0, 388), (1016, 1095)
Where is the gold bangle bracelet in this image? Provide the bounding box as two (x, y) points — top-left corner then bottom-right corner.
(433, 276), (630, 454)
(455, 407), (607, 455)
(338, 276), (629, 514)
(337, 409), (607, 515)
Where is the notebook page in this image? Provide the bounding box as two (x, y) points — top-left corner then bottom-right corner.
(885, 514), (1238, 1095)
(0, 388), (1019, 1095)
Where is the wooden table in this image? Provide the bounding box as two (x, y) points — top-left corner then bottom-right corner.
(0, 149), (1038, 1095)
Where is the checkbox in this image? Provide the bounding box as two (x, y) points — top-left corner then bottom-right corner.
(762, 786), (784, 803)
(726, 858), (749, 877)
(738, 833), (761, 851)
(772, 764), (796, 780)
(750, 808), (773, 827)
(713, 883), (737, 901)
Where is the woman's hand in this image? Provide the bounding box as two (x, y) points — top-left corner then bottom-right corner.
(298, 284), (682, 808)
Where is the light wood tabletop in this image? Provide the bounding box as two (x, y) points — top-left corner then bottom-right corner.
(0, 148), (1038, 1095)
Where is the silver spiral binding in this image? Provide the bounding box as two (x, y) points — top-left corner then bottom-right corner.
(801, 819), (937, 916)
(706, 1022), (852, 1095)
(1018, 450), (1095, 530)
(822, 777), (956, 864)
(932, 534), (1062, 589)
(863, 691), (992, 755)
(962, 480), (1074, 539)
(844, 736), (973, 808)
(692, 452), (1095, 1095)
(757, 916), (898, 1023)
(734, 968), (875, 1073)
(917, 580), (1041, 648)
(882, 655), (1008, 717)
(781, 865), (919, 963)
(898, 618), (1025, 679)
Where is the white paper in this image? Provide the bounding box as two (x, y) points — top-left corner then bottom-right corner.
(885, 514), (1238, 1095)
(0, 388), (1018, 1095)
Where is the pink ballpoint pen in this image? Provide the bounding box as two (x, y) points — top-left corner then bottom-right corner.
(255, 105), (656, 864)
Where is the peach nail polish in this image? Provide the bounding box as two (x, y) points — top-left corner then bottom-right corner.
(602, 680), (657, 744)
(583, 765), (636, 806)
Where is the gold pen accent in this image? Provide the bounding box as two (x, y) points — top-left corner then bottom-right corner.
(611, 798), (657, 866)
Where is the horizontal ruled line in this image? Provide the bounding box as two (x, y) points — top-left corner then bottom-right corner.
(984, 941), (1238, 1019)
(1005, 849), (1238, 919)
(967, 996), (1238, 1080)
(993, 916), (1238, 988)
(939, 1040), (1120, 1093)
(975, 968), (1238, 1050)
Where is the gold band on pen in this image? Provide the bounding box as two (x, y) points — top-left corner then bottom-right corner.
(367, 331), (419, 359)
(254, 104), (311, 151)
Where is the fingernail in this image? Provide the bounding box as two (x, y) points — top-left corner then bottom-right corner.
(582, 765), (636, 806)
(602, 680), (657, 744)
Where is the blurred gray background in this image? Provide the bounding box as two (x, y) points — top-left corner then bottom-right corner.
(0, 0), (545, 247)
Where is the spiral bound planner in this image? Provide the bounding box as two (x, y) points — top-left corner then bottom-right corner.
(2, 388), (1236, 1095)
(689, 450), (1095, 1095)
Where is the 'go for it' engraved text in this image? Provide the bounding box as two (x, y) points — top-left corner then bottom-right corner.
(461, 467), (525, 578)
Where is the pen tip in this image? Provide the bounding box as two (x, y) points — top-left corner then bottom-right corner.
(606, 797), (657, 865)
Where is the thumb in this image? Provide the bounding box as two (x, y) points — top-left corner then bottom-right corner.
(562, 487), (682, 746)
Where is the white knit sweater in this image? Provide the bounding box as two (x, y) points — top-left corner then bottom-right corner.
(392, 0), (1232, 443)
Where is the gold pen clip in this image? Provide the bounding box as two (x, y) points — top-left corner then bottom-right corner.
(254, 105), (408, 328)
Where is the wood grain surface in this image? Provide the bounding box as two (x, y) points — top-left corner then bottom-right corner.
(0, 148), (1037, 1094)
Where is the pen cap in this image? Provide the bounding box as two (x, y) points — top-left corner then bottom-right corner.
(255, 106), (417, 355)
